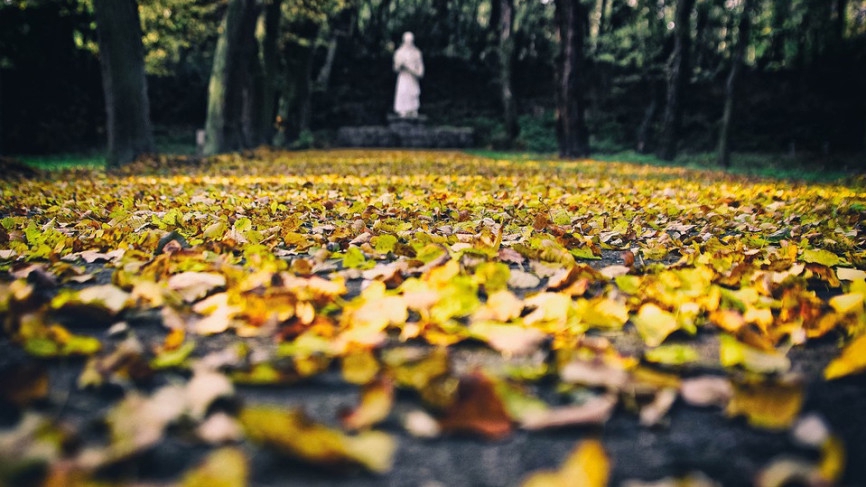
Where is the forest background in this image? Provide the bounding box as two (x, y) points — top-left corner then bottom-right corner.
(1, 0), (865, 170)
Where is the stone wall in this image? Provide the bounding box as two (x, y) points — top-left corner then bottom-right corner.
(337, 117), (474, 148)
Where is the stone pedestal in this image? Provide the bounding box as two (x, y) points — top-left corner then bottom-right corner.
(337, 114), (474, 149)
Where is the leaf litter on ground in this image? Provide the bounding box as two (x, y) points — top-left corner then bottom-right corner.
(0, 149), (864, 485)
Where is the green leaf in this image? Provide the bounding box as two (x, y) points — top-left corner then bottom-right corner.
(801, 248), (847, 267)
(644, 344), (700, 366)
(342, 246), (374, 270)
(372, 234), (398, 254)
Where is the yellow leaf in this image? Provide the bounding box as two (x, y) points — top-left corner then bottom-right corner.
(181, 447), (248, 487)
(340, 376), (394, 431)
(240, 406), (396, 473)
(726, 379), (803, 430)
(582, 297), (629, 330)
(631, 303), (679, 347)
(818, 435), (846, 483)
(341, 348), (380, 385)
(719, 334), (790, 374)
(824, 333), (866, 380)
(522, 439), (609, 487)
(828, 292), (864, 315)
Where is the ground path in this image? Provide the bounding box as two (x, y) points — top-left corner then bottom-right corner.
(1, 150), (865, 486)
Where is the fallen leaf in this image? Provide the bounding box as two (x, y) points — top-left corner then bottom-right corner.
(403, 409), (441, 438)
(340, 376), (394, 431)
(800, 248), (846, 267)
(824, 333), (866, 380)
(632, 303), (679, 347)
(438, 372), (513, 440)
(468, 321), (546, 357)
(180, 447), (248, 487)
(521, 439), (610, 487)
(240, 406), (396, 473)
(719, 335), (790, 374)
(520, 394), (617, 431)
(639, 388), (678, 426)
(726, 379), (803, 430)
(680, 376), (733, 408)
(168, 272), (226, 302)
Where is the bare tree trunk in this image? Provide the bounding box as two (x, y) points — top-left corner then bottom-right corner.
(203, 0), (259, 156)
(92, 0), (153, 168)
(0, 69), (3, 155)
(258, 0), (282, 146)
(315, 32), (339, 90)
(717, 0), (755, 169)
(835, 0), (848, 43)
(297, 31), (318, 138)
(636, 81), (658, 154)
(597, 0), (609, 39)
(764, 0), (789, 68)
(554, 0), (591, 158)
(657, 0), (695, 161)
(499, 0), (519, 144)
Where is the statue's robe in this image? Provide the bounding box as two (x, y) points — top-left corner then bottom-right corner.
(393, 43), (424, 117)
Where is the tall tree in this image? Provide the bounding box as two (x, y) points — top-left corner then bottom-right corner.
(256, 0), (283, 146)
(204, 0), (259, 155)
(658, 0), (696, 161)
(717, 0), (755, 168)
(92, 0), (154, 167)
(499, 0), (519, 144)
(554, 0), (591, 158)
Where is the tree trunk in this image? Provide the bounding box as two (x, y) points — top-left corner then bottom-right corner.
(636, 81), (658, 154)
(0, 69), (3, 155)
(258, 0), (282, 146)
(92, 0), (153, 168)
(764, 0), (789, 68)
(834, 0), (848, 43)
(499, 0), (519, 144)
(316, 31), (339, 90)
(597, 0), (609, 39)
(203, 0), (259, 156)
(717, 0), (755, 169)
(693, 0), (710, 74)
(489, 0), (501, 39)
(657, 0), (695, 161)
(554, 0), (591, 159)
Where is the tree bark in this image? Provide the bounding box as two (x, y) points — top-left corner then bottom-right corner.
(258, 0), (282, 146)
(554, 0), (591, 159)
(92, 0), (153, 168)
(835, 0), (848, 43)
(204, 0), (259, 156)
(636, 81), (658, 154)
(717, 0), (755, 169)
(657, 0), (695, 161)
(597, 0), (609, 39)
(499, 0), (519, 144)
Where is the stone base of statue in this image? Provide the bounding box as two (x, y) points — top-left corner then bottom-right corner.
(336, 114), (474, 149)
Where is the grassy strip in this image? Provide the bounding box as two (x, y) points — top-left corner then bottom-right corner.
(469, 149), (860, 184)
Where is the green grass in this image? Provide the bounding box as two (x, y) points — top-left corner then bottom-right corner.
(18, 153), (106, 170)
(471, 149), (863, 185)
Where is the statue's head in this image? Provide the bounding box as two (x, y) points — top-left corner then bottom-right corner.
(402, 32), (414, 46)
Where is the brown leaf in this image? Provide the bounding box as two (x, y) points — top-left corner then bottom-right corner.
(438, 372), (513, 440)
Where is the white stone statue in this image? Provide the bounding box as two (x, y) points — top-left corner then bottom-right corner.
(393, 32), (424, 118)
